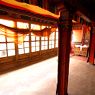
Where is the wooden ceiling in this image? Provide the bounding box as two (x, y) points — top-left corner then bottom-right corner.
(48, 0), (95, 22)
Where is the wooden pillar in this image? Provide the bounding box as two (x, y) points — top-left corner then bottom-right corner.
(56, 8), (73, 95)
(43, 0), (48, 10)
(88, 24), (95, 64)
(29, 22), (32, 58)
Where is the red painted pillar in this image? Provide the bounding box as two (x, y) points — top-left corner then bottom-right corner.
(56, 9), (73, 95)
(88, 25), (95, 64)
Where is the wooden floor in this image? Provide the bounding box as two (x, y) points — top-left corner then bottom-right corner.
(0, 57), (58, 95)
(0, 56), (95, 95)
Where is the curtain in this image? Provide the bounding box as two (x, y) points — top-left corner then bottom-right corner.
(0, 24), (57, 44)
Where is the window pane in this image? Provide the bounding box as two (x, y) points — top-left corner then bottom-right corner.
(31, 42), (35, 47)
(52, 45), (54, 48)
(18, 49), (24, 54)
(17, 22), (29, 29)
(41, 41), (44, 45)
(56, 32), (58, 39)
(49, 41), (52, 44)
(31, 36), (35, 41)
(0, 19), (15, 27)
(45, 37), (48, 40)
(41, 46), (44, 50)
(36, 36), (40, 40)
(24, 42), (29, 47)
(36, 42), (39, 46)
(56, 43), (58, 47)
(32, 47), (35, 52)
(0, 43), (6, 50)
(41, 37), (44, 40)
(0, 35), (6, 42)
(49, 45), (52, 49)
(44, 46), (48, 49)
(8, 50), (15, 56)
(25, 48), (29, 53)
(0, 50), (7, 57)
(7, 37), (15, 42)
(7, 43), (15, 49)
(36, 47), (39, 51)
(31, 24), (40, 30)
(24, 35), (29, 41)
(18, 43), (23, 48)
(45, 41), (48, 45)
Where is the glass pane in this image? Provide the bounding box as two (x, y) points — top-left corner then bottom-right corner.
(36, 41), (39, 46)
(52, 44), (54, 47)
(0, 43), (6, 50)
(8, 50), (15, 56)
(24, 42), (29, 47)
(41, 41), (44, 45)
(0, 35), (6, 42)
(7, 37), (15, 42)
(51, 36), (54, 40)
(18, 43), (23, 48)
(25, 48), (29, 53)
(36, 47), (39, 51)
(56, 31), (58, 36)
(49, 41), (52, 44)
(41, 46), (44, 50)
(24, 35), (29, 41)
(0, 50), (7, 57)
(44, 46), (48, 49)
(7, 43), (15, 49)
(32, 47), (35, 52)
(31, 36), (35, 41)
(41, 37), (44, 40)
(56, 43), (58, 47)
(49, 45), (52, 49)
(56, 35), (58, 39)
(36, 36), (40, 40)
(31, 24), (40, 30)
(44, 37), (48, 40)
(17, 22), (29, 29)
(31, 42), (35, 46)
(45, 41), (48, 45)
(18, 49), (24, 54)
(0, 19), (15, 27)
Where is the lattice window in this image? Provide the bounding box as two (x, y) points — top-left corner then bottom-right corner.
(49, 32), (55, 49)
(0, 30), (15, 57)
(31, 33), (40, 52)
(41, 36), (48, 50)
(55, 31), (58, 47)
(18, 34), (29, 54)
(17, 22), (29, 29)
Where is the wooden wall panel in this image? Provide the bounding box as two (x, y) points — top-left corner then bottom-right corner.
(0, 48), (58, 74)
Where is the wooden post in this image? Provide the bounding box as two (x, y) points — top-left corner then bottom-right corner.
(56, 9), (73, 95)
(43, 0), (48, 10)
(88, 24), (95, 65)
(29, 22), (32, 58)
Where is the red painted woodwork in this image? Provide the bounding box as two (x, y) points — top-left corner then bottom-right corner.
(56, 9), (72, 95)
(88, 30), (95, 64)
